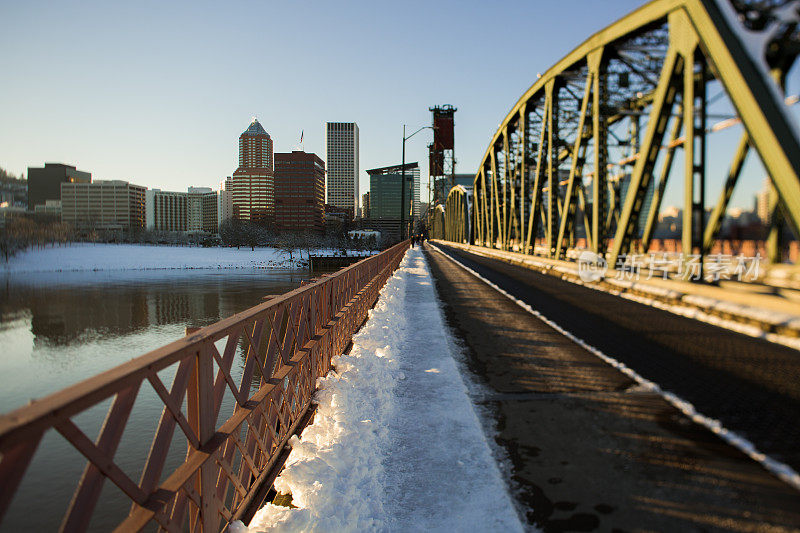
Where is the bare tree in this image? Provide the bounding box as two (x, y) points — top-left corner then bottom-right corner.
(275, 232), (302, 261)
(0, 217), (76, 262)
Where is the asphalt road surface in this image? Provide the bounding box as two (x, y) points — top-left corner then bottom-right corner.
(432, 243), (800, 472)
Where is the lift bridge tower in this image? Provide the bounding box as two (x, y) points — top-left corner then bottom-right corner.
(428, 105), (456, 209)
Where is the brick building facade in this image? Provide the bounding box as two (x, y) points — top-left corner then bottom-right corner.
(274, 151), (325, 234)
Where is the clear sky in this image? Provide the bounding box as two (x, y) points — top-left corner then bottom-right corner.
(1, 0), (795, 211)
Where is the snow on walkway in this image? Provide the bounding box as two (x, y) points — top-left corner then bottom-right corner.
(237, 247), (523, 532)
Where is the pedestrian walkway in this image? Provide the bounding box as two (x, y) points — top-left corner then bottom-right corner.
(239, 248), (522, 532)
(425, 243), (800, 531)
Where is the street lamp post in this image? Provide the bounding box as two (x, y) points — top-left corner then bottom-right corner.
(401, 124), (434, 241)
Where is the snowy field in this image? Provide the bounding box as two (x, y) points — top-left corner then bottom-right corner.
(234, 248), (523, 532)
(2, 243), (307, 273)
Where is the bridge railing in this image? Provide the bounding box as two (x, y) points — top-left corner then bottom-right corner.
(0, 240), (410, 532)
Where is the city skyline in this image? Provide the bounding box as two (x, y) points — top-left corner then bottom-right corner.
(3, 0), (799, 211)
(3, 2), (800, 531)
(0, 0), (643, 202)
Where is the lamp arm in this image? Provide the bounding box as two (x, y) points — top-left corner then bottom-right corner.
(404, 125), (434, 142)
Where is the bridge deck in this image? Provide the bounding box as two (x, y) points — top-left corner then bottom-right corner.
(244, 247), (523, 531)
(425, 242), (800, 531)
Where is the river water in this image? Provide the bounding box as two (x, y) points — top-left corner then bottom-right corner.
(0, 268), (310, 531)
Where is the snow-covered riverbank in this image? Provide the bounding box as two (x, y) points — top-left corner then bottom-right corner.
(2, 243), (311, 273)
(235, 248), (522, 532)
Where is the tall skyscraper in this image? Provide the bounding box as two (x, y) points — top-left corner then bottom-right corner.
(230, 119), (274, 224)
(325, 122), (359, 220)
(274, 151), (325, 234)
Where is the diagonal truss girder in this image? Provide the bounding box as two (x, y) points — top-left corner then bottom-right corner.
(461, 0), (800, 269)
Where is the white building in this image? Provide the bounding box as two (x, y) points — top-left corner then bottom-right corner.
(146, 187), (218, 233)
(187, 187), (217, 233)
(325, 122), (359, 219)
(218, 178), (234, 227)
(146, 189), (187, 232)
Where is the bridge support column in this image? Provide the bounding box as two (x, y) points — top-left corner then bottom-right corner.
(556, 66), (593, 260)
(546, 79), (559, 258)
(519, 107), (528, 253)
(608, 20), (683, 268)
(681, 30), (706, 278)
(641, 109), (683, 253)
(503, 128), (511, 249)
(590, 49), (608, 256)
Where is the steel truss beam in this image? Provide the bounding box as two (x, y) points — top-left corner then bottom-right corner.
(456, 0), (800, 272)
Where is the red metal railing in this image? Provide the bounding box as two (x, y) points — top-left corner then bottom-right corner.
(0, 240), (410, 532)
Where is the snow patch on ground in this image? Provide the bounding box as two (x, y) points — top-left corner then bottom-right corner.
(429, 243), (800, 493)
(236, 248), (523, 532)
(424, 264), (530, 525)
(2, 243), (303, 272)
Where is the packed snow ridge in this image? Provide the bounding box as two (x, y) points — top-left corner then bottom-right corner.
(232, 247), (522, 532)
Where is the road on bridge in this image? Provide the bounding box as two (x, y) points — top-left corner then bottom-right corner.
(425, 242), (800, 531)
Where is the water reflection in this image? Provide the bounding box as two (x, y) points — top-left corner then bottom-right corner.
(0, 268), (309, 532)
(0, 269), (308, 410)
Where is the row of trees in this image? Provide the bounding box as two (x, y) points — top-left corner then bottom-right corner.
(218, 219), (379, 260)
(0, 218), (72, 261)
(0, 216), (380, 263)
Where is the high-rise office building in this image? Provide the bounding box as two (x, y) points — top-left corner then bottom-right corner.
(145, 187), (218, 233)
(230, 119), (274, 224)
(362, 163), (419, 242)
(366, 163), (419, 220)
(325, 122), (359, 220)
(274, 151), (325, 234)
(61, 180), (146, 230)
(145, 189), (188, 232)
(362, 192), (370, 219)
(188, 187), (218, 233)
(28, 163), (91, 211)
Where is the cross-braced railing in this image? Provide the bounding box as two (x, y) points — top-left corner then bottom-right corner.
(0, 240), (410, 532)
